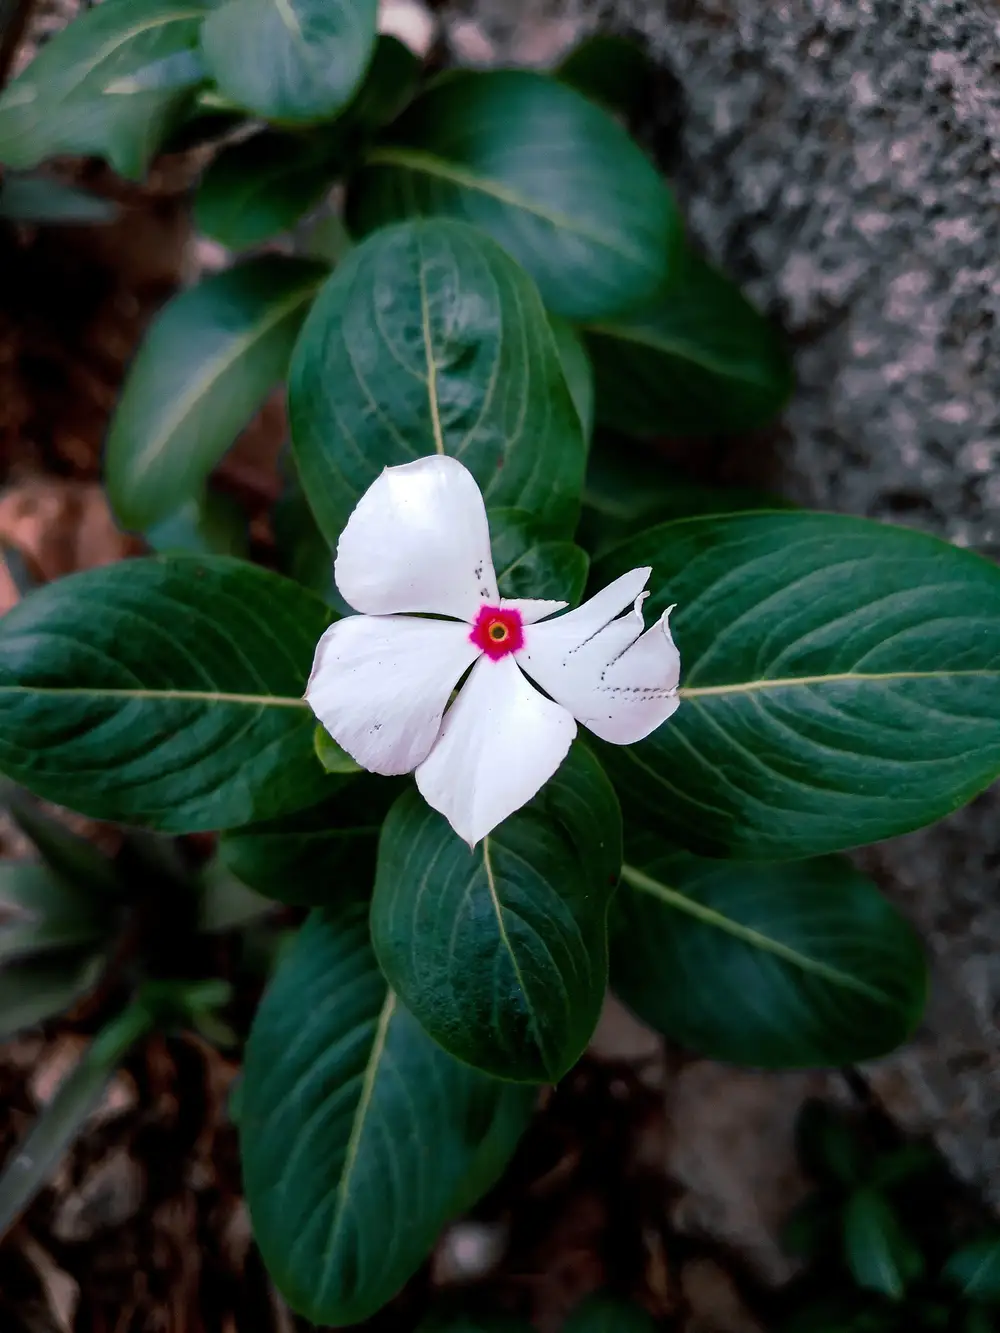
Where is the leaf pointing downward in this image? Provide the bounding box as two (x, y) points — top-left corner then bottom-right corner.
(240, 895), (534, 1325)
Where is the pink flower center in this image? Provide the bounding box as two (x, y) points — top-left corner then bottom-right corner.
(469, 605), (524, 659)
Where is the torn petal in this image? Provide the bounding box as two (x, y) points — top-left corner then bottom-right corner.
(518, 571), (681, 744)
(306, 614), (479, 775)
(335, 456), (498, 621)
(415, 655), (576, 846)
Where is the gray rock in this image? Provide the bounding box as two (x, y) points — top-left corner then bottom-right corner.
(445, 0), (1000, 1211)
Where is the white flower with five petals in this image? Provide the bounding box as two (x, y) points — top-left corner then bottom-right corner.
(306, 456), (681, 846)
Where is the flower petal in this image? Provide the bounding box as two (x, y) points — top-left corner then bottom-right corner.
(415, 655), (576, 846)
(500, 597), (567, 624)
(335, 456), (498, 620)
(306, 614), (480, 775)
(517, 568), (681, 744)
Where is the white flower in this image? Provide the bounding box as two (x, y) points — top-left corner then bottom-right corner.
(306, 456), (681, 846)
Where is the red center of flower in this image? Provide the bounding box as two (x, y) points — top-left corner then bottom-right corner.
(469, 605), (524, 659)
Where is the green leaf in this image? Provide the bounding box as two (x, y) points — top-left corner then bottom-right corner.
(144, 489), (250, 558)
(563, 1293), (659, 1333)
(240, 896), (534, 1325)
(0, 1001), (152, 1235)
(6, 790), (122, 903)
(371, 744), (622, 1083)
(0, 862), (109, 963)
(200, 0), (378, 124)
(349, 69), (681, 321)
(585, 250), (794, 437)
(344, 34), (421, 133)
(194, 130), (336, 249)
(592, 511), (1000, 859)
(556, 33), (654, 120)
(0, 556), (333, 832)
(549, 314), (594, 440)
(313, 726), (361, 774)
(272, 448), (339, 604)
(0, 952), (104, 1042)
(944, 1236), (1000, 1303)
(107, 256), (324, 533)
(289, 217), (586, 544)
(491, 508), (590, 607)
(0, 173), (117, 224)
(217, 778), (396, 905)
(611, 844), (926, 1067)
(843, 1189), (923, 1300)
(0, 0), (210, 179)
(198, 858), (275, 932)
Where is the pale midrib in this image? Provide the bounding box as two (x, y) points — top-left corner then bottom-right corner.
(61, 10), (207, 102)
(273, 0), (305, 42)
(365, 146), (649, 264)
(127, 281), (318, 484)
(620, 863), (885, 1001)
(0, 685), (308, 707)
(481, 837), (543, 1052)
(324, 991), (397, 1270)
(681, 668), (1000, 700)
(417, 256), (445, 455)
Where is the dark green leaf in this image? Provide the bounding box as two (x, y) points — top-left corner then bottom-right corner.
(289, 218), (586, 544)
(611, 841), (926, 1066)
(200, 0), (378, 124)
(144, 489), (250, 558)
(0, 952), (103, 1042)
(371, 744), (622, 1082)
(0, 862), (109, 962)
(272, 448), (339, 605)
(796, 1100), (865, 1186)
(563, 1293), (659, 1333)
(345, 33), (421, 132)
(0, 0), (210, 179)
(0, 557), (333, 832)
(843, 1189), (923, 1300)
(556, 33), (653, 120)
(592, 511), (1000, 859)
(107, 256), (324, 532)
(586, 250), (794, 436)
(349, 70), (681, 321)
(491, 508), (590, 607)
(550, 315), (594, 440)
(0, 1001), (151, 1236)
(6, 791), (122, 903)
(217, 777), (395, 905)
(944, 1236), (1000, 1303)
(240, 896), (534, 1324)
(0, 173), (117, 224)
(194, 130), (336, 249)
(579, 433), (791, 557)
(198, 858), (275, 932)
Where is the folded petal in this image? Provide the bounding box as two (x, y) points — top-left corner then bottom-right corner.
(306, 614), (479, 775)
(500, 597), (567, 624)
(415, 655), (576, 846)
(335, 456), (498, 621)
(517, 569), (681, 744)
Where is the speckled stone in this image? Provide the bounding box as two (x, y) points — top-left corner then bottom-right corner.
(445, 0), (1000, 1211)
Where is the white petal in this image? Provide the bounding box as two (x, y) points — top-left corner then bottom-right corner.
(306, 614), (479, 775)
(415, 655), (576, 846)
(500, 597), (567, 624)
(517, 569), (681, 744)
(335, 456), (498, 621)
